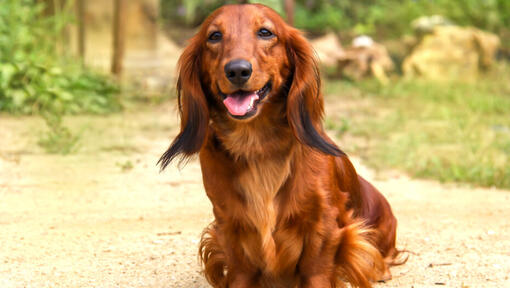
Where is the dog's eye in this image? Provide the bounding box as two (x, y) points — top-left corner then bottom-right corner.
(257, 28), (274, 39)
(208, 31), (222, 43)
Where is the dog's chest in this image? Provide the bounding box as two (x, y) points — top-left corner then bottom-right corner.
(236, 155), (292, 270)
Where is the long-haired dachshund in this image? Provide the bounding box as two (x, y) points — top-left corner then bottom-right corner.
(159, 4), (401, 288)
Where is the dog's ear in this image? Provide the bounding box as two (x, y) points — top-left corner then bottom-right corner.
(158, 36), (209, 170)
(286, 28), (344, 156)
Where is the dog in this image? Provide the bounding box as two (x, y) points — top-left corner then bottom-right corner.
(159, 4), (400, 287)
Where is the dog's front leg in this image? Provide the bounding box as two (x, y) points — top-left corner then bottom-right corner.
(299, 274), (335, 288)
(227, 273), (258, 288)
(297, 220), (341, 288)
(218, 225), (261, 288)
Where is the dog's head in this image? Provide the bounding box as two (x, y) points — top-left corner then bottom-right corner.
(159, 4), (343, 169)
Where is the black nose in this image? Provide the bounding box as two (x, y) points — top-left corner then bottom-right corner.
(224, 59), (252, 86)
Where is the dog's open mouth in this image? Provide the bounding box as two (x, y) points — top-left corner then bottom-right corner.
(222, 82), (271, 119)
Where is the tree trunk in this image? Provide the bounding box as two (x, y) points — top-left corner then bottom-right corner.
(37, 0), (55, 16)
(76, 0), (86, 63)
(111, 0), (126, 77)
(284, 0), (294, 26)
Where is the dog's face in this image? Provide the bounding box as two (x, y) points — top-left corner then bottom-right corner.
(200, 4), (291, 120)
(158, 4), (343, 170)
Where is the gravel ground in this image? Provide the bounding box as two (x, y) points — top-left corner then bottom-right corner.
(1, 102), (509, 288)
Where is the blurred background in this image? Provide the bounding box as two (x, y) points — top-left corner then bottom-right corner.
(1, 1), (510, 287)
(1, 0), (509, 188)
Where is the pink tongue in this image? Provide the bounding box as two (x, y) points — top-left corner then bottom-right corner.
(223, 92), (259, 116)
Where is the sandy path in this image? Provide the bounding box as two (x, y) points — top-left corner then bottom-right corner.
(0, 103), (509, 287)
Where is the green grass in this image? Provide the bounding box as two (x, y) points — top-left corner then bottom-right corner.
(325, 64), (510, 189)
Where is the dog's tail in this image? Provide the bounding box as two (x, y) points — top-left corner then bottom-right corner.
(386, 246), (410, 267)
(199, 222), (227, 288)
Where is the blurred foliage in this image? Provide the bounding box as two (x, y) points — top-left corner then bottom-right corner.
(326, 63), (510, 189)
(293, 0), (510, 37)
(0, 0), (120, 115)
(37, 111), (80, 154)
(161, 0), (235, 26)
(161, 0), (510, 41)
(161, 0), (282, 26)
(297, 0), (510, 38)
(0, 0), (120, 154)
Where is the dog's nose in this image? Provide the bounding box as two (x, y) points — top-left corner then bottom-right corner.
(224, 59), (252, 86)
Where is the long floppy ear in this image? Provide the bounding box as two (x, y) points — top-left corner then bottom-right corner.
(286, 28), (344, 156)
(158, 36), (209, 170)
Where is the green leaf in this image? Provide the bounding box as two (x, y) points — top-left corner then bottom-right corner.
(10, 89), (27, 107)
(0, 63), (17, 88)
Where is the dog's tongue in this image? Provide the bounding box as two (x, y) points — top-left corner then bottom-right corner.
(223, 92), (259, 116)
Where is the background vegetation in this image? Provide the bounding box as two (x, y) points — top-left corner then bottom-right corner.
(0, 0), (120, 153)
(1, 0), (509, 188)
(161, 0), (510, 47)
(325, 66), (510, 189)
(292, 0), (510, 38)
(161, 0), (282, 26)
(0, 0), (120, 115)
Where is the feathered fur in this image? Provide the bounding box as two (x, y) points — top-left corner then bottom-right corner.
(160, 4), (403, 287)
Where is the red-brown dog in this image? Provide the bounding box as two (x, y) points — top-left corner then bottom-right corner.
(159, 4), (400, 288)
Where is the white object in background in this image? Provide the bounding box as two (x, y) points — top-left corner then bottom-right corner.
(352, 35), (374, 48)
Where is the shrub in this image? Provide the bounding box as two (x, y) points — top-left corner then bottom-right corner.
(0, 0), (120, 115)
(160, 0), (510, 44)
(0, 0), (120, 154)
(292, 0), (510, 39)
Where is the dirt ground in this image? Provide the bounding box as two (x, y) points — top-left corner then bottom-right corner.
(1, 100), (509, 288)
